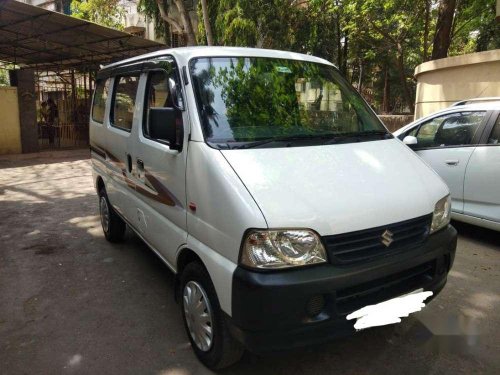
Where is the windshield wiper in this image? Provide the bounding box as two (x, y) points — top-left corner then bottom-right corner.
(323, 130), (391, 144)
(337, 130), (390, 137)
(232, 134), (332, 149)
(223, 131), (391, 149)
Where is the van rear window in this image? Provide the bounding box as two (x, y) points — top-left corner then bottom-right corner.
(111, 75), (140, 132)
(92, 79), (109, 123)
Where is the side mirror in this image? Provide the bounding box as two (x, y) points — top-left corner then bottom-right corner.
(403, 135), (418, 147)
(148, 107), (184, 151)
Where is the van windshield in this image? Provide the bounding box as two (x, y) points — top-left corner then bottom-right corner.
(190, 57), (389, 149)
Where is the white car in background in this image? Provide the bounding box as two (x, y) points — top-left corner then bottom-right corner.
(394, 99), (500, 231)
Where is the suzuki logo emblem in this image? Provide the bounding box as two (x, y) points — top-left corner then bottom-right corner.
(381, 229), (394, 247)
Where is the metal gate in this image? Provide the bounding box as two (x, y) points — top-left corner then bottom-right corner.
(36, 69), (93, 150)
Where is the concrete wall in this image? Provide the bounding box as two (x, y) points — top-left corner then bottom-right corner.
(414, 49), (500, 119)
(378, 115), (415, 132)
(0, 87), (22, 155)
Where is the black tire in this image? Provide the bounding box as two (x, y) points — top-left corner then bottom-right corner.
(180, 262), (244, 370)
(98, 187), (126, 243)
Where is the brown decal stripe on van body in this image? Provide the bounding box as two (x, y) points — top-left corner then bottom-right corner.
(90, 144), (106, 158)
(104, 151), (136, 189)
(142, 172), (181, 207)
(92, 146), (182, 208)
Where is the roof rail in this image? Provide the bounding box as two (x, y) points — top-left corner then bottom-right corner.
(451, 97), (500, 107)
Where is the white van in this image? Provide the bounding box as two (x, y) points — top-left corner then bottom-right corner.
(90, 47), (457, 369)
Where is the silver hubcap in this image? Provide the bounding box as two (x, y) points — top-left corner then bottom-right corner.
(183, 281), (214, 352)
(100, 196), (110, 233)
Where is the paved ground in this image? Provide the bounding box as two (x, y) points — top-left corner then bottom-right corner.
(0, 149), (499, 375)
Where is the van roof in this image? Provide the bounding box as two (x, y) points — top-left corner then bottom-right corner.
(100, 46), (335, 71)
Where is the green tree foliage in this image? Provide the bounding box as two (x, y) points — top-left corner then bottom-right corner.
(140, 0), (498, 114)
(448, 0), (500, 54)
(0, 69), (9, 86)
(71, 0), (125, 30)
(342, 0), (429, 112)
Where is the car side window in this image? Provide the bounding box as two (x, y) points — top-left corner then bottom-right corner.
(92, 78), (109, 123)
(143, 71), (174, 139)
(407, 127), (418, 137)
(111, 75), (140, 132)
(415, 111), (485, 148)
(435, 111), (485, 147)
(488, 115), (500, 145)
(414, 115), (449, 148)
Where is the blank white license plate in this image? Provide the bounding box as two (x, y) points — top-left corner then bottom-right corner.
(346, 289), (433, 330)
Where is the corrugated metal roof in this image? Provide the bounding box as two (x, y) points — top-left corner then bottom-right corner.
(0, 0), (164, 70)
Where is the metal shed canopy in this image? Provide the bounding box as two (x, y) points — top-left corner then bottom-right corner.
(0, 0), (164, 70)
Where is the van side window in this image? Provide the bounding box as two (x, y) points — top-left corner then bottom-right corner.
(92, 78), (109, 123)
(111, 75), (140, 132)
(143, 71), (174, 138)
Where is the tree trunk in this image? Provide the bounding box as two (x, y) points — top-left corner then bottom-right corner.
(423, 0), (430, 61)
(173, 0), (197, 46)
(341, 32), (348, 76)
(357, 59), (363, 93)
(431, 0), (456, 60)
(396, 43), (414, 113)
(335, 10), (342, 69)
(155, 0), (183, 34)
(200, 0), (214, 45)
(382, 65), (390, 114)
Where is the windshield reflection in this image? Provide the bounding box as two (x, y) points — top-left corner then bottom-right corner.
(190, 57), (387, 148)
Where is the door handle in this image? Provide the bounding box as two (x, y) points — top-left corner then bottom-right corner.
(136, 158), (145, 179)
(445, 159), (459, 166)
(137, 158), (144, 171)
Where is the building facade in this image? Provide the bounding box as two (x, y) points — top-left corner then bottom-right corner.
(19, 0), (198, 47)
(19, 0), (71, 14)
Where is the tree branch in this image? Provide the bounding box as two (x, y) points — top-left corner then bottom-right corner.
(155, 0), (183, 33)
(366, 18), (398, 45)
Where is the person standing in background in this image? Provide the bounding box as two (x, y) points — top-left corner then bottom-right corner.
(46, 98), (58, 145)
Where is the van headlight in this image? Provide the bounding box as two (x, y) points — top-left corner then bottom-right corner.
(431, 195), (451, 234)
(240, 229), (327, 269)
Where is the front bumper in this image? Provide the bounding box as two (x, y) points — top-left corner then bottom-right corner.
(228, 225), (457, 353)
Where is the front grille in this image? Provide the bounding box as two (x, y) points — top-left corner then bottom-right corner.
(336, 260), (436, 314)
(323, 214), (432, 265)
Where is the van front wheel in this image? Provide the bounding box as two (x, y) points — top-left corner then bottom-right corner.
(180, 262), (244, 370)
(98, 188), (126, 242)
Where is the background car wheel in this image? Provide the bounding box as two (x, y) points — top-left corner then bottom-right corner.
(180, 262), (244, 370)
(98, 187), (126, 243)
